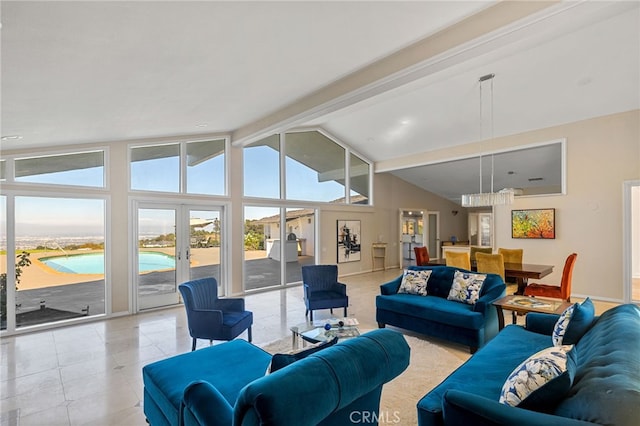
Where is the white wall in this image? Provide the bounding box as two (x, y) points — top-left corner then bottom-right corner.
(492, 110), (639, 302)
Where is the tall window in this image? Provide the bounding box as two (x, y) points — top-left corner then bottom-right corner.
(14, 196), (106, 328)
(244, 135), (280, 198)
(186, 139), (226, 195)
(285, 131), (346, 202)
(350, 153), (370, 204)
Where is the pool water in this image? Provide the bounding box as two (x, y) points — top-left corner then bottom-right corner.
(41, 251), (175, 274)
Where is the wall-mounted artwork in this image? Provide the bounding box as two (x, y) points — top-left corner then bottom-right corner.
(512, 209), (556, 239)
(337, 220), (361, 263)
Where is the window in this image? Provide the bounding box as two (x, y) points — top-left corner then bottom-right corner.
(186, 139), (226, 195)
(131, 140), (227, 194)
(285, 131), (346, 202)
(244, 135), (280, 198)
(349, 153), (370, 204)
(131, 144), (180, 192)
(14, 151), (105, 187)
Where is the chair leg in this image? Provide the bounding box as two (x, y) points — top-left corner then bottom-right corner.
(344, 307), (347, 317)
(305, 309), (309, 318)
(191, 338), (197, 352)
(330, 308), (334, 314)
(209, 340), (213, 346)
(310, 310), (313, 322)
(248, 326), (252, 342)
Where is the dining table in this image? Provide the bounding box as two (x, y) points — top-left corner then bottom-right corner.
(426, 259), (554, 295)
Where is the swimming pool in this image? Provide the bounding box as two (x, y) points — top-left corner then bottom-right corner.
(40, 251), (175, 274)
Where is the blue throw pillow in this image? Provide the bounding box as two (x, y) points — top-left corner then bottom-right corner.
(552, 298), (595, 346)
(268, 337), (338, 373)
(499, 345), (576, 411)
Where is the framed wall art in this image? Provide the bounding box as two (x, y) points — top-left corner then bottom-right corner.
(337, 220), (361, 263)
(511, 208), (556, 239)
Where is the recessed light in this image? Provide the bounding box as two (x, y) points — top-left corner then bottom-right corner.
(1, 135), (23, 141)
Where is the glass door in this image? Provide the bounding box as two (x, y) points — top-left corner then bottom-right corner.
(136, 207), (181, 310)
(188, 208), (224, 297)
(136, 204), (225, 310)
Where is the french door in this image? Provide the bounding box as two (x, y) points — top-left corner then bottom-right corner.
(134, 202), (223, 311)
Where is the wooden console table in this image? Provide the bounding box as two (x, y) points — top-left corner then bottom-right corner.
(371, 243), (387, 271)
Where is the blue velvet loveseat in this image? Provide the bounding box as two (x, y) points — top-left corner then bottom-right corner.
(419, 302), (640, 426)
(142, 328), (410, 426)
(376, 266), (506, 353)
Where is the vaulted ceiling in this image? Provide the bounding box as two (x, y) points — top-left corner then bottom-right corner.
(2, 1), (638, 203)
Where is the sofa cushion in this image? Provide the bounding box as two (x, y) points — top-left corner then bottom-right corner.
(447, 271), (486, 305)
(398, 269), (432, 296)
(552, 298), (594, 346)
(268, 337), (338, 373)
(499, 345), (575, 410)
(377, 293), (485, 330)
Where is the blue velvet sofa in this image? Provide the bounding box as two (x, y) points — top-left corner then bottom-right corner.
(376, 266), (506, 353)
(419, 303), (640, 426)
(142, 328), (410, 426)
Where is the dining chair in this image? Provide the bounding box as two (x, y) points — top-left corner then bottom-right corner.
(475, 252), (505, 280)
(470, 246), (492, 262)
(302, 265), (349, 322)
(179, 277), (253, 351)
(498, 248), (523, 284)
(413, 246), (430, 266)
(524, 253), (577, 302)
(498, 248), (523, 264)
(445, 251), (471, 270)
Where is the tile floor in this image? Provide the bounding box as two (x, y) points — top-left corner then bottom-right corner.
(0, 268), (619, 426)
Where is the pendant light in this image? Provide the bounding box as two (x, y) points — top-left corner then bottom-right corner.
(461, 73), (515, 207)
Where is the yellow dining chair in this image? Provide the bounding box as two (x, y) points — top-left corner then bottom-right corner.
(470, 246), (492, 262)
(445, 251), (471, 270)
(476, 252), (505, 280)
(498, 248), (523, 264)
(498, 248), (523, 284)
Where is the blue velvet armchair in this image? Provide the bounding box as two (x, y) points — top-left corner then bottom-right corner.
(178, 277), (253, 351)
(301, 265), (348, 321)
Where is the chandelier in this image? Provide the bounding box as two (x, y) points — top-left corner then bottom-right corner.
(461, 73), (515, 207)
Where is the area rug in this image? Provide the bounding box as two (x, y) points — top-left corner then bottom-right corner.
(260, 332), (466, 425)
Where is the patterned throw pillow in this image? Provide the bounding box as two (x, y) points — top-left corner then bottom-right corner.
(552, 304), (576, 346)
(558, 298), (595, 345)
(499, 345), (575, 410)
(398, 269), (432, 296)
(446, 270), (486, 304)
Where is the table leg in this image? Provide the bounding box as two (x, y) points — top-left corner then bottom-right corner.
(291, 327), (298, 349)
(496, 306), (505, 330)
(516, 277), (527, 295)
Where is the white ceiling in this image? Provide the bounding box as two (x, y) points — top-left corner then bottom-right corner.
(2, 1), (639, 204)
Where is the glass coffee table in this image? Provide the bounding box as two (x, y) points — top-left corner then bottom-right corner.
(290, 317), (360, 348)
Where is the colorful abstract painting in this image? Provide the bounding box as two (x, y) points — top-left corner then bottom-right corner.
(511, 209), (555, 239)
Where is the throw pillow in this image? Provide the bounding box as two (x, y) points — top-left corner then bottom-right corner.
(446, 270), (486, 305)
(266, 336), (338, 374)
(398, 269), (432, 296)
(552, 298), (595, 346)
(499, 345), (576, 410)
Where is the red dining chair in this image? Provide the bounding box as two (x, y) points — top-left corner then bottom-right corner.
(414, 246), (430, 266)
(524, 253), (577, 302)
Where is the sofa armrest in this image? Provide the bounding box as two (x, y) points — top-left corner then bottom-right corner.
(474, 281), (506, 314)
(181, 380), (233, 426)
(380, 276), (402, 295)
(443, 390), (595, 426)
(214, 298), (245, 312)
(525, 312), (560, 335)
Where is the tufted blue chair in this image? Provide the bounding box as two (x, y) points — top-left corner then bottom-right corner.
(179, 278), (253, 351)
(302, 265), (348, 322)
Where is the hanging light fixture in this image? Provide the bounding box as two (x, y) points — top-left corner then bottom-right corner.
(461, 73), (515, 207)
